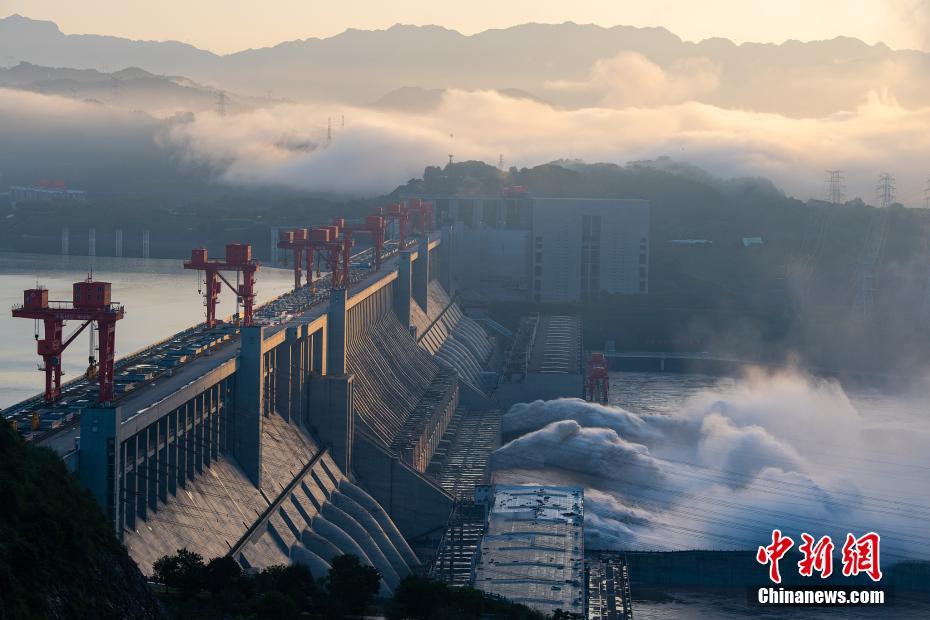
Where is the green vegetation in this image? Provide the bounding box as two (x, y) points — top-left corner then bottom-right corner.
(404, 159), (930, 375)
(153, 550), (326, 619)
(152, 549), (549, 619)
(386, 574), (547, 619)
(0, 421), (162, 619)
(324, 554), (381, 617)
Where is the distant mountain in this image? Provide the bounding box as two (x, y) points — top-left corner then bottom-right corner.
(0, 14), (217, 76)
(0, 61), (267, 114)
(2, 14), (930, 116)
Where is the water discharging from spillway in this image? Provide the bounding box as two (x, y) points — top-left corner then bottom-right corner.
(492, 369), (930, 564)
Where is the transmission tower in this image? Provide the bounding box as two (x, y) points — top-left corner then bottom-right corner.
(498, 154), (504, 171)
(326, 117), (332, 145)
(824, 170), (845, 204)
(852, 173), (896, 318)
(216, 91), (228, 116)
(924, 177), (930, 209)
(876, 173), (896, 208)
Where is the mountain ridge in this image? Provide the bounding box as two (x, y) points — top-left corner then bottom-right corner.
(2, 14), (928, 116)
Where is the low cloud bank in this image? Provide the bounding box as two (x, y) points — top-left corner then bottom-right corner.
(159, 88), (930, 202)
(4, 71), (930, 203)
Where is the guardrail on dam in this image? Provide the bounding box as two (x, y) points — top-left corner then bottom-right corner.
(75, 231), (498, 585)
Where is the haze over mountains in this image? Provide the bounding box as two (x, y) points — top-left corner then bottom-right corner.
(1, 13), (930, 202)
(0, 62), (271, 115)
(3, 13), (930, 115)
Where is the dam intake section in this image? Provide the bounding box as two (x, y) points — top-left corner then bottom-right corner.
(69, 223), (500, 587)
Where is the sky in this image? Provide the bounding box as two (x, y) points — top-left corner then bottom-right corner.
(2, 0), (928, 54)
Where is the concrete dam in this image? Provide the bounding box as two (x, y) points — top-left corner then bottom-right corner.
(70, 231), (500, 587)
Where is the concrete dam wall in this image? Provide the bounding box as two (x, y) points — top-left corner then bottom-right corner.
(414, 281), (496, 395)
(76, 233), (501, 584)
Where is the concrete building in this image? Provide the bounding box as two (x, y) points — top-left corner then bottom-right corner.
(531, 198), (650, 302)
(10, 183), (86, 206)
(474, 485), (585, 616)
(435, 193), (649, 303)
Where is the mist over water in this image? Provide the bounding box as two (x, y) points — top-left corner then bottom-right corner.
(493, 370), (930, 562)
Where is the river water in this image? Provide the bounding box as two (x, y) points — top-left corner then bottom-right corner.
(0, 252), (295, 409)
(497, 371), (930, 617)
(607, 372), (930, 617)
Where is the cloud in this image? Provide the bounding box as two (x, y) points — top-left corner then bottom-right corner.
(155, 88), (930, 203)
(4, 74), (930, 205)
(545, 52), (721, 107)
(887, 0), (930, 51)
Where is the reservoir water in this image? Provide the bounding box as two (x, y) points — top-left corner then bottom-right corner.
(0, 252), (295, 409)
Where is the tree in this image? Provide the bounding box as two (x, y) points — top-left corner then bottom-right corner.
(387, 574), (449, 619)
(386, 575), (546, 620)
(203, 555), (242, 594)
(325, 554), (381, 617)
(152, 548), (205, 598)
(256, 563), (319, 610)
(254, 590), (298, 619)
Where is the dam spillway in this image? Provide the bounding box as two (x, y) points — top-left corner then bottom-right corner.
(37, 230), (505, 586)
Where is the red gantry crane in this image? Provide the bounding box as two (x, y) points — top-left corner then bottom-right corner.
(184, 243), (259, 328)
(312, 220), (353, 290)
(12, 279), (125, 404)
(277, 228), (314, 291)
(383, 202), (412, 250)
(585, 351), (610, 404)
(405, 198), (435, 236)
(344, 214), (387, 269)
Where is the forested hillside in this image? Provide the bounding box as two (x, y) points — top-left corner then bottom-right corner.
(0, 422), (163, 619)
(401, 160), (930, 376)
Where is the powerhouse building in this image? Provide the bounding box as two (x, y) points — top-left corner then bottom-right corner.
(434, 194), (650, 302)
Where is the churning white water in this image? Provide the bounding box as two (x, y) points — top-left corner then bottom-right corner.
(493, 369), (930, 564)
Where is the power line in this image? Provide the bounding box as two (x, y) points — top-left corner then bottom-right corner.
(493, 435), (930, 558)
